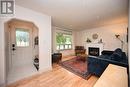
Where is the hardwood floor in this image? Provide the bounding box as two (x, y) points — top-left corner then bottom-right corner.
(7, 56), (98, 87)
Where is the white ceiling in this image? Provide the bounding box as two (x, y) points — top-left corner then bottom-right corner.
(16, 0), (128, 30)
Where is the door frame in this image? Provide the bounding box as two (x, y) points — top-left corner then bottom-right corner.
(7, 19), (38, 68)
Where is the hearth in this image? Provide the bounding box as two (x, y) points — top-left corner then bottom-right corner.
(88, 47), (99, 56)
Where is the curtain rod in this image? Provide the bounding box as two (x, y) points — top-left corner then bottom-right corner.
(55, 28), (72, 32)
(53, 26), (73, 32)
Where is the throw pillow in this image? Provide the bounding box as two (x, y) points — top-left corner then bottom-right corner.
(110, 48), (123, 61)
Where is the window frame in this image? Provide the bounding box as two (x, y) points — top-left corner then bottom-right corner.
(56, 32), (73, 51)
(15, 28), (30, 47)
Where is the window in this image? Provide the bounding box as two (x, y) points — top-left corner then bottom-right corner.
(16, 29), (29, 47)
(56, 32), (72, 50)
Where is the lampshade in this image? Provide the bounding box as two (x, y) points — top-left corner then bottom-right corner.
(115, 34), (120, 38)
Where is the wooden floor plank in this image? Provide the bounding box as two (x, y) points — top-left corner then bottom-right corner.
(7, 56), (98, 87)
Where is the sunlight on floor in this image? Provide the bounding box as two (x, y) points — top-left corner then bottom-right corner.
(7, 63), (37, 84)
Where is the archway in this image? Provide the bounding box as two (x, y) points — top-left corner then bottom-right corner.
(5, 18), (39, 84)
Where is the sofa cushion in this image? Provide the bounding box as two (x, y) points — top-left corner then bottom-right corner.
(110, 48), (123, 61)
(114, 48), (122, 53)
(99, 55), (110, 59)
(101, 50), (113, 55)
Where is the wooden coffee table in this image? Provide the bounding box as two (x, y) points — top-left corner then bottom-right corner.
(77, 54), (88, 61)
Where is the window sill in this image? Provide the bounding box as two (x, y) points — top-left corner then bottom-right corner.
(56, 49), (72, 51)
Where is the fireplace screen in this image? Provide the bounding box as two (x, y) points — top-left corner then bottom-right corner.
(88, 47), (99, 56)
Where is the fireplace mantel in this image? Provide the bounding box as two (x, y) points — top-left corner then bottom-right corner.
(86, 43), (104, 55)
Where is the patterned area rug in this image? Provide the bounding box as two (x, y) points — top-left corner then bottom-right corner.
(59, 57), (91, 79)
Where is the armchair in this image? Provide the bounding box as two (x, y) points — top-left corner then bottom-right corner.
(75, 46), (86, 55)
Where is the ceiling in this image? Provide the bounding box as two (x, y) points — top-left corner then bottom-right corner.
(16, 0), (128, 30)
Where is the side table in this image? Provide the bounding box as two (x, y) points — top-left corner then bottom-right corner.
(52, 53), (62, 63)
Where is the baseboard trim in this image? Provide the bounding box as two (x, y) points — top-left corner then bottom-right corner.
(38, 67), (52, 74)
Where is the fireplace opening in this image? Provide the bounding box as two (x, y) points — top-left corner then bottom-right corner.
(88, 47), (99, 56)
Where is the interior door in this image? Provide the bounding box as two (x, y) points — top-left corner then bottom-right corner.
(10, 26), (33, 67)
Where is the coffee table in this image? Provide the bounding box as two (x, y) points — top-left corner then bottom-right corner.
(76, 54), (88, 61)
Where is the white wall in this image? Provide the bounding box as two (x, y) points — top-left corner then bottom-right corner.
(0, 20), (6, 86)
(52, 26), (75, 57)
(75, 23), (128, 53)
(4, 23), (10, 84)
(0, 5), (51, 86)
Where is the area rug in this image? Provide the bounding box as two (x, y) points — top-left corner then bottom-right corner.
(59, 57), (91, 79)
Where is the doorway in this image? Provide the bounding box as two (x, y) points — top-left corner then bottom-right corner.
(5, 19), (39, 84)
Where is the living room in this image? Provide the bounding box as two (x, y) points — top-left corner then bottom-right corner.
(0, 0), (129, 87)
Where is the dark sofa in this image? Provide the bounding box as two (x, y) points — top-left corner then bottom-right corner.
(87, 48), (128, 76)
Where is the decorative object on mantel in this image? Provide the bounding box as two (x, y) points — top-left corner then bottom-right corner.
(86, 38), (91, 43)
(115, 34), (124, 50)
(92, 33), (98, 39)
(98, 39), (103, 43)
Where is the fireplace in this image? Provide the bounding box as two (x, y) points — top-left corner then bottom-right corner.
(86, 43), (104, 56)
(88, 47), (99, 56)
